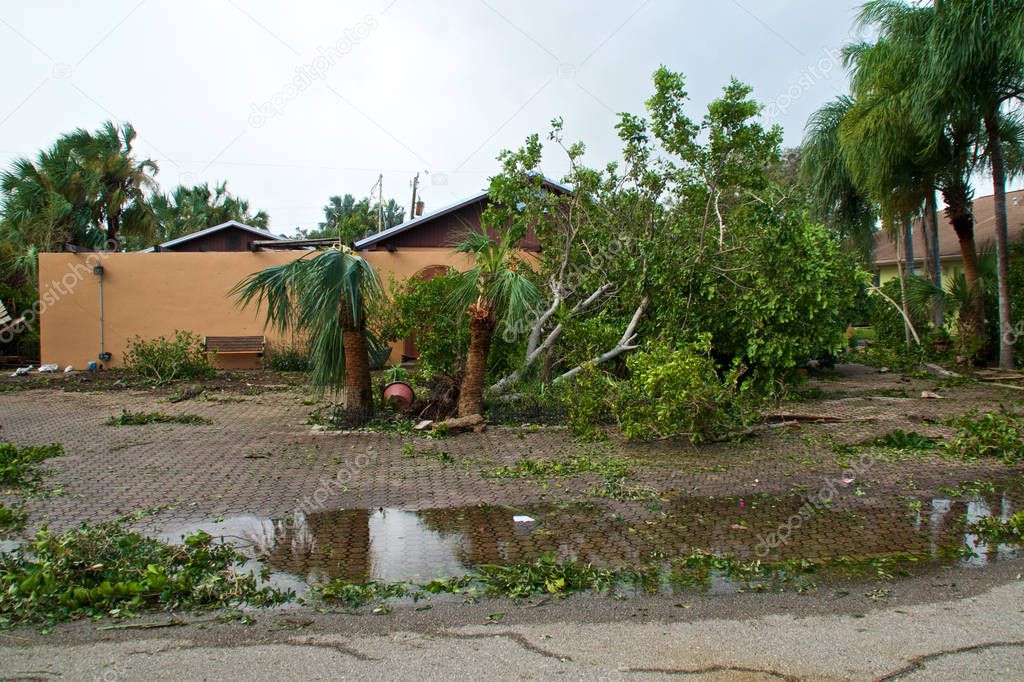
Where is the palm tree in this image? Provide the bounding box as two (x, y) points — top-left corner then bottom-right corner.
(921, 0), (1024, 367)
(800, 96), (878, 263)
(298, 194), (405, 244)
(151, 181), (269, 243)
(449, 230), (541, 417)
(68, 121), (158, 249)
(232, 246), (381, 423)
(1, 137), (95, 251)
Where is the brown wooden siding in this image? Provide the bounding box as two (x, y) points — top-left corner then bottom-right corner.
(163, 226), (264, 252)
(361, 198), (540, 251)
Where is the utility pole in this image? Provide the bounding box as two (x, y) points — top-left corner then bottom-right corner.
(410, 172), (419, 220)
(377, 174), (384, 233)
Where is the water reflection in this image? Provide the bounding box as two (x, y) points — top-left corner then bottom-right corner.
(151, 481), (1023, 586)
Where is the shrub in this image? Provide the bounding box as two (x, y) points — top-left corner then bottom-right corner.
(557, 364), (614, 440)
(264, 339), (309, 372)
(0, 524), (290, 627)
(946, 408), (1024, 465)
(123, 331), (215, 384)
(615, 337), (746, 442)
(0, 442), (63, 487)
(373, 271), (521, 381)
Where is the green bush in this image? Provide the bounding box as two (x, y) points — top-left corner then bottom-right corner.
(557, 364), (614, 440)
(123, 330), (215, 384)
(374, 271), (521, 381)
(555, 337), (748, 443)
(615, 337), (745, 442)
(264, 339), (309, 372)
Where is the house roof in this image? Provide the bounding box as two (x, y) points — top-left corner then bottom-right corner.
(353, 176), (572, 250)
(874, 188), (1024, 266)
(139, 220), (284, 252)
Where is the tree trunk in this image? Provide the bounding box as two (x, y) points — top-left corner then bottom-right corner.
(903, 219), (915, 277)
(457, 307), (495, 417)
(106, 215), (120, 250)
(944, 191), (985, 356)
(896, 228), (912, 347)
(925, 190), (943, 328)
(341, 304), (374, 424)
(986, 114), (1015, 369)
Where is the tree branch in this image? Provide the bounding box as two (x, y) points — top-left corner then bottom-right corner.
(552, 295), (649, 385)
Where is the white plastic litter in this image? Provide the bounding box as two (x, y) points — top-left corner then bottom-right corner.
(11, 365), (34, 377)
(38, 363), (59, 373)
(512, 515), (536, 523)
(63, 365), (73, 373)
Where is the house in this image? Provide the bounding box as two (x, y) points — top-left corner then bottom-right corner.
(140, 220), (287, 252)
(875, 188), (1024, 285)
(36, 181), (567, 369)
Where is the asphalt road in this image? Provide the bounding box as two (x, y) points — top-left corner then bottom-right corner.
(2, 564), (1022, 681)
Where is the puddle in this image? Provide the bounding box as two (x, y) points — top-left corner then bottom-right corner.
(148, 479), (1024, 593)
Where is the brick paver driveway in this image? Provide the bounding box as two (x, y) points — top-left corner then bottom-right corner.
(1, 364), (1022, 582)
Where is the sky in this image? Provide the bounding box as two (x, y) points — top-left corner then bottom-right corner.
(2, 0), (1008, 237)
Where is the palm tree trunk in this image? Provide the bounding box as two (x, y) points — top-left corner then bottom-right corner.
(903, 219), (915, 276)
(106, 214), (120, 250)
(985, 114), (1014, 369)
(944, 190), (985, 355)
(925, 190), (943, 328)
(341, 304), (374, 424)
(457, 308), (495, 417)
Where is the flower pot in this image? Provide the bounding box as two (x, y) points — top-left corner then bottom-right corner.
(382, 381), (415, 409)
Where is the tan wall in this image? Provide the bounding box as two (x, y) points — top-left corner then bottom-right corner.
(38, 248), (470, 370)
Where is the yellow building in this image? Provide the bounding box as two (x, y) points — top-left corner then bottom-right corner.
(875, 188), (1024, 286)
(36, 183), (565, 370)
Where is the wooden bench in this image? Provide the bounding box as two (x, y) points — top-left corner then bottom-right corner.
(203, 335), (265, 356)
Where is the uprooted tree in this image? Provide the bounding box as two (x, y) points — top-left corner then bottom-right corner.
(482, 68), (859, 410)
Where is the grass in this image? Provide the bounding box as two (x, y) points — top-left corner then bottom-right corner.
(849, 326), (876, 342)
(482, 451), (632, 480)
(105, 410), (213, 426)
(0, 442), (64, 488)
(0, 523), (291, 629)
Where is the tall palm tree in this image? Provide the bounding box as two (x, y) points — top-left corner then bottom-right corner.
(800, 96), (878, 263)
(1, 137), (95, 251)
(232, 246), (381, 422)
(921, 0), (1024, 367)
(68, 121), (159, 249)
(449, 230), (541, 417)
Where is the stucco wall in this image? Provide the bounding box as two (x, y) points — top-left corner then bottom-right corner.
(877, 261), (962, 287)
(38, 248), (469, 369)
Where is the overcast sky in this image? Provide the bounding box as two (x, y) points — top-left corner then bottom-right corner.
(4, 1), (1009, 237)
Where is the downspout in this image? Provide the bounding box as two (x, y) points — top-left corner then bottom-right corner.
(94, 264), (110, 363)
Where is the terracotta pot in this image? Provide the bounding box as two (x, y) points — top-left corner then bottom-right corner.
(382, 381), (415, 408)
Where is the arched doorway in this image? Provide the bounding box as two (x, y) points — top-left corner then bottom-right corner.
(402, 265), (449, 362)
